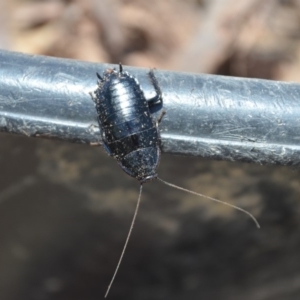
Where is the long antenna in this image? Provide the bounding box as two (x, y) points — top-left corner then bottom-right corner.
(157, 177), (260, 228)
(104, 184), (143, 298)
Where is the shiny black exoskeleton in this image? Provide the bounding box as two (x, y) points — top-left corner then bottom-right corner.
(90, 64), (164, 183)
(90, 65), (260, 298)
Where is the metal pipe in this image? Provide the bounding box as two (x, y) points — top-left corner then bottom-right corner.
(0, 49), (299, 166)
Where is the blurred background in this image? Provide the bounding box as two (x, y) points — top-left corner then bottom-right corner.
(1, 0), (300, 299)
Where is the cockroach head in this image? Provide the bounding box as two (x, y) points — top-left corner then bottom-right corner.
(140, 173), (158, 184)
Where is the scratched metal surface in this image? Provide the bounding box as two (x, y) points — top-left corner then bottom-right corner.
(0, 50), (300, 166)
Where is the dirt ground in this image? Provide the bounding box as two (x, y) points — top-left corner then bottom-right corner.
(4, 0), (300, 80)
(1, 1), (300, 300)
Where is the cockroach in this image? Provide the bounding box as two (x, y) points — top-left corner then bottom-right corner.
(90, 64), (260, 297)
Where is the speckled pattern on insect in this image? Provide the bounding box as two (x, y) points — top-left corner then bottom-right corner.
(90, 63), (164, 183)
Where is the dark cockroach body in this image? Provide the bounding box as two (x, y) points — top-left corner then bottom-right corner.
(90, 64), (260, 297)
(90, 64), (163, 183)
